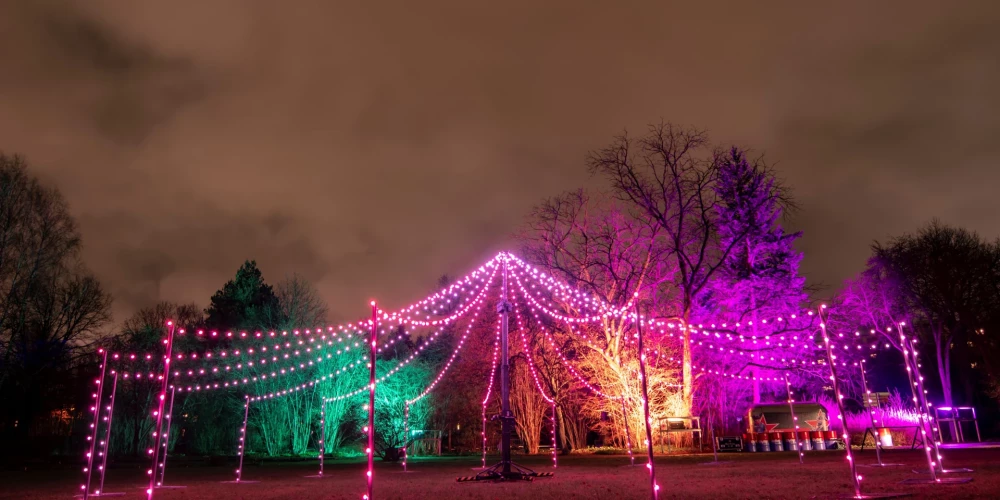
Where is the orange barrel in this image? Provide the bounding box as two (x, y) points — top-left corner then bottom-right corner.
(769, 432), (784, 452)
(824, 430), (839, 450)
(810, 431), (826, 450)
(798, 431), (812, 450)
(757, 433), (770, 452)
(782, 431), (797, 451)
(743, 433), (756, 452)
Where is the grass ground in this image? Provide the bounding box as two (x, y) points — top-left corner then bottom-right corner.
(4, 448), (1000, 499)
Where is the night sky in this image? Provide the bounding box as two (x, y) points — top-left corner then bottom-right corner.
(2, 1), (998, 323)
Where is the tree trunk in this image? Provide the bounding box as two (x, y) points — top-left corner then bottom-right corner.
(933, 332), (954, 407)
(682, 308), (694, 413)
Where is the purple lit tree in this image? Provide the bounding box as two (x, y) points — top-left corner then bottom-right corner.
(704, 147), (806, 403)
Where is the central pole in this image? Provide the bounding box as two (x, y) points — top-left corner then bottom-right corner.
(366, 301), (377, 499)
(499, 253), (513, 476)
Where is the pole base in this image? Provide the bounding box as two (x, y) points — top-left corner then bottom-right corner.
(220, 480), (260, 484)
(304, 474), (326, 478)
(75, 493), (127, 498)
(911, 468), (974, 474)
(900, 477), (972, 485)
(457, 461), (551, 482)
(838, 493), (912, 499)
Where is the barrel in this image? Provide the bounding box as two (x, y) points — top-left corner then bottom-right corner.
(743, 433), (756, 452)
(769, 432), (784, 452)
(810, 431), (826, 450)
(798, 431), (812, 451)
(782, 431), (797, 451)
(824, 430), (839, 450)
(757, 433), (770, 452)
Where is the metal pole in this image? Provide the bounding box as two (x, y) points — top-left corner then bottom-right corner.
(481, 403), (488, 469)
(898, 332), (938, 481)
(236, 396), (250, 482)
(319, 403), (325, 476)
(621, 398), (635, 466)
(157, 386), (177, 487)
(635, 304), (658, 500)
(903, 334), (946, 474)
(818, 307), (862, 498)
(84, 349), (108, 500)
(366, 302), (377, 499)
(499, 255), (513, 476)
(859, 361), (884, 466)
(551, 401), (558, 468)
(146, 321), (176, 500)
(403, 404), (409, 472)
(784, 375), (804, 464)
(97, 370), (119, 495)
(710, 407), (719, 463)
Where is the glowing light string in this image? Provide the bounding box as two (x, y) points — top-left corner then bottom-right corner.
(405, 285), (493, 406)
(384, 256), (501, 326)
(511, 286), (557, 468)
(511, 273), (616, 399)
(481, 322), (501, 469)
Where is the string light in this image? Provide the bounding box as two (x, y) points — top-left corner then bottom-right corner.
(365, 302), (377, 500)
(784, 375), (805, 464)
(511, 286), (557, 468)
(235, 396), (250, 483)
(818, 306), (864, 498)
(481, 316), (501, 469)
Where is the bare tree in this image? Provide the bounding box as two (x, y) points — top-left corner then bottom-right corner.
(276, 273), (329, 329)
(588, 123), (776, 411)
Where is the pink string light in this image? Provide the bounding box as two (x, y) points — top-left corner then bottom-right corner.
(818, 306), (863, 498)
(481, 315), (501, 469)
(406, 285), (493, 406)
(364, 302), (377, 500)
(510, 288), (557, 468)
(384, 256), (501, 326)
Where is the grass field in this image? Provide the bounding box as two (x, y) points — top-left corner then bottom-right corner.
(4, 448), (1000, 499)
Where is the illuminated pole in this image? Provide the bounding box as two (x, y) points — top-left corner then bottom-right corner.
(635, 303), (658, 500)
(906, 336), (944, 471)
(157, 386), (177, 487)
(146, 321), (176, 500)
(859, 361), (885, 466)
(97, 370), (119, 496)
(236, 396), (250, 482)
(403, 404), (409, 472)
(784, 375), (804, 464)
(818, 306), (862, 498)
(621, 398), (635, 466)
(481, 403), (488, 469)
(319, 403), (326, 476)
(898, 331), (937, 480)
(499, 254), (514, 477)
(365, 301), (377, 499)
(83, 349), (109, 500)
(550, 401), (558, 468)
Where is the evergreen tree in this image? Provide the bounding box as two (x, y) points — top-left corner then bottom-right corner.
(204, 260), (286, 331)
(708, 148), (807, 402)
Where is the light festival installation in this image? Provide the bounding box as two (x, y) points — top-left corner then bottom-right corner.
(633, 304), (660, 500)
(858, 360), (902, 468)
(77, 250), (982, 500)
(511, 287), (558, 468)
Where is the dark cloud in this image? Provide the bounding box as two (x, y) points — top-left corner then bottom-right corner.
(1, 0), (998, 323)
